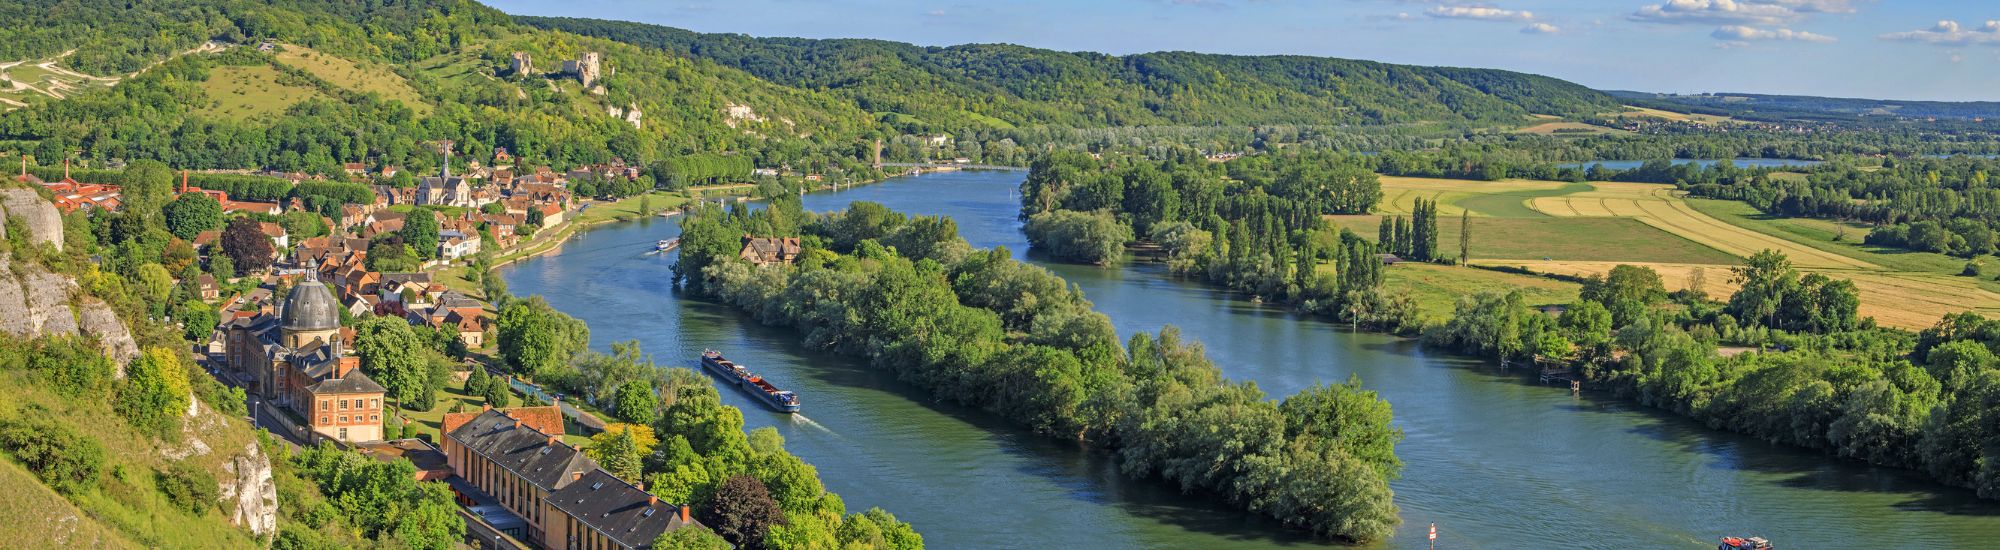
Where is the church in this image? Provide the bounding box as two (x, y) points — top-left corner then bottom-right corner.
(224, 274), (387, 444)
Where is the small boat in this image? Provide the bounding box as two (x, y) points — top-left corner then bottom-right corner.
(700, 350), (801, 413)
(1719, 537), (1773, 550)
(655, 238), (678, 252)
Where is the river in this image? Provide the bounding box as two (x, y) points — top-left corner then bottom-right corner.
(501, 170), (2000, 548)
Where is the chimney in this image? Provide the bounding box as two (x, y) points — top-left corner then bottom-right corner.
(180, 170), (189, 194)
(547, 435), (558, 446)
(573, 471), (584, 481)
(63, 158), (69, 180)
(648, 495), (657, 506)
(17, 156), (23, 179)
(679, 505), (690, 523)
(481, 403), (491, 412)
(514, 419), (523, 429)
(634, 481), (644, 491)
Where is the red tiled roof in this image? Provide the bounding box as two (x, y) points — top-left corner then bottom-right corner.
(442, 405), (564, 437)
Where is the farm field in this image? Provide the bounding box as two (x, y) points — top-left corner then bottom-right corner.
(1328, 214), (1741, 265)
(194, 64), (324, 120)
(1618, 105), (1734, 124)
(1362, 174), (1999, 329)
(272, 45), (429, 113)
(1526, 181), (1875, 269)
(1374, 176), (1586, 217)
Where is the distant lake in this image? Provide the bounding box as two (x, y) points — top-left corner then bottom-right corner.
(1559, 158), (1827, 170)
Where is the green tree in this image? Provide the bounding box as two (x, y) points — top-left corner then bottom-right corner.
(401, 209), (440, 261)
(495, 296), (590, 377)
(481, 373), (512, 407)
(354, 317), (430, 407)
(162, 192), (223, 241)
(613, 380), (660, 425)
(116, 347), (194, 436)
(120, 159), (175, 222)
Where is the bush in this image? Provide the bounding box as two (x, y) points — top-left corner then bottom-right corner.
(0, 414), (106, 495)
(158, 461), (218, 514)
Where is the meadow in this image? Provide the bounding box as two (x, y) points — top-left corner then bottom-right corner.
(272, 45), (429, 114)
(193, 65), (321, 120)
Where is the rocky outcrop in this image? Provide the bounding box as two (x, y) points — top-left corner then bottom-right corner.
(0, 188), (63, 252)
(0, 255), (28, 336)
(78, 299), (139, 368)
(218, 442), (278, 537)
(0, 188), (140, 376)
(21, 264), (78, 336)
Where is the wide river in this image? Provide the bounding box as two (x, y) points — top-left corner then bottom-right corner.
(502, 170), (2000, 548)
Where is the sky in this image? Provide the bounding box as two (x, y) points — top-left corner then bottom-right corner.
(486, 0), (2000, 102)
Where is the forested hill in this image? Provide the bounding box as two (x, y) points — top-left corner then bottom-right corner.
(0, 0), (881, 175)
(517, 16), (1622, 130)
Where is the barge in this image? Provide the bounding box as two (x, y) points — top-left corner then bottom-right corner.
(700, 350), (801, 413)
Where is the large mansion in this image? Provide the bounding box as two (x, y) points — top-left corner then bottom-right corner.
(224, 274), (387, 444)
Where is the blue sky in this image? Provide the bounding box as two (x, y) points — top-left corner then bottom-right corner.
(488, 0), (2000, 101)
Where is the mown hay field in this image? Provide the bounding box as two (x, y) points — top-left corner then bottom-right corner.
(1527, 182), (1875, 269)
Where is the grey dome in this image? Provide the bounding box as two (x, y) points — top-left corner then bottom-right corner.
(281, 281), (341, 331)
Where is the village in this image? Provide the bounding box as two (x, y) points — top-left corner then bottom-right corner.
(7, 136), (786, 547)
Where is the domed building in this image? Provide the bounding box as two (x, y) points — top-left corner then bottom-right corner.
(224, 273), (386, 444)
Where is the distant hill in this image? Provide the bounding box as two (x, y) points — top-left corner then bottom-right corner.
(517, 16), (1623, 131)
(1608, 90), (2000, 123)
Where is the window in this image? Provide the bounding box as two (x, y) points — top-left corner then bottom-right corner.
(339, 399), (348, 410)
(320, 401), (329, 411)
(339, 415), (348, 423)
(339, 428), (348, 440)
(371, 414), (379, 422)
(371, 398), (380, 408)
(320, 416), (329, 424)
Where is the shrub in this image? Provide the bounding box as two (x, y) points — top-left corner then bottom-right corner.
(157, 461), (218, 514)
(0, 414), (106, 495)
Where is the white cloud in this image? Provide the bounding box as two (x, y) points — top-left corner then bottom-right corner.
(1630, 0), (1826, 26)
(1521, 22), (1561, 34)
(1711, 25), (1835, 43)
(1879, 20), (2000, 47)
(1426, 6), (1534, 22)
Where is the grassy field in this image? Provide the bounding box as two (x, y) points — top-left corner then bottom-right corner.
(1384, 262), (1582, 321)
(1329, 214), (1741, 265)
(194, 65), (322, 120)
(1527, 181), (1875, 269)
(273, 45), (429, 113)
(1373, 176), (1582, 217)
(0, 461), (136, 549)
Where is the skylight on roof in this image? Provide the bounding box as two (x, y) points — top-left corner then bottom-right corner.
(591, 481), (604, 490)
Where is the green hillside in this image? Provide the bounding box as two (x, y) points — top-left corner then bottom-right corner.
(520, 16), (1622, 131)
(0, 0), (883, 177)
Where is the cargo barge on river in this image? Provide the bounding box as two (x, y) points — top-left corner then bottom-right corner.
(700, 350), (801, 413)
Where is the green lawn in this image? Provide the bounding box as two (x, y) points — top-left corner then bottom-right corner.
(1389, 262), (1582, 321)
(1328, 214), (1742, 265)
(273, 45), (429, 114)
